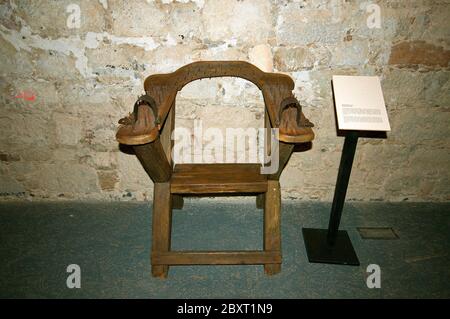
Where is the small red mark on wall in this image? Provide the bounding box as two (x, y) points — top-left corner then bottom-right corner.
(14, 90), (36, 101)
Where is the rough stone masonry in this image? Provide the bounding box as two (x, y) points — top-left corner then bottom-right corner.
(0, 0), (449, 202)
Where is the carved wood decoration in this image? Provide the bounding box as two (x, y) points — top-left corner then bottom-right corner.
(116, 61), (315, 278)
(117, 61), (314, 145)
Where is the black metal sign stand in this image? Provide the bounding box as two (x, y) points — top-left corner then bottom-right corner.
(302, 131), (360, 265)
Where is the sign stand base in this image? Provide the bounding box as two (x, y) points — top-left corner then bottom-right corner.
(302, 228), (359, 265)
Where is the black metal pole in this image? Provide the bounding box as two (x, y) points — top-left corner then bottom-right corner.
(302, 130), (360, 265)
(327, 131), (359, 245)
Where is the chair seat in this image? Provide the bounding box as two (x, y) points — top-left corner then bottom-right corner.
(171, 163), (268, 194)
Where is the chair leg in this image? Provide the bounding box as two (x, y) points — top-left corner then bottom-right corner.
(151, 182), (172, 278)
(172, 195), (184, 210)
(256, 193), (265, 209)
(264, 180), (281, 275)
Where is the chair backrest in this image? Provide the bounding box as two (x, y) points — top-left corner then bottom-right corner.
(143, 61), (297, 129)
(116, 61), (314, 182)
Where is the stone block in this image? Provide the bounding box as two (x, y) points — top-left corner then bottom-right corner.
(97, 170), (119, 191)
(389, 41), (450, 69)
(277, 4), (344, 46)
(110, 0), (167, 37)
(53, 113), (83, 146)
(202, 0), (272, 44)
(0, 173), (26, 197)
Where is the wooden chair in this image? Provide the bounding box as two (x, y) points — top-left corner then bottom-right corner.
(116, 61), (314, 278)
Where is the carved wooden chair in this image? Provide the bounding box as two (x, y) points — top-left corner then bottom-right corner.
(116, 61), (314, 278)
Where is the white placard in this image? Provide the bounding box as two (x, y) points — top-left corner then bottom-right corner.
(332, 75), (391, 132)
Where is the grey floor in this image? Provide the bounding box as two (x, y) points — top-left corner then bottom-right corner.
(0, 200), (449, 298)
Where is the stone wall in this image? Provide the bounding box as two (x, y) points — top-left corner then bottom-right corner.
(0, 0), (449, 202)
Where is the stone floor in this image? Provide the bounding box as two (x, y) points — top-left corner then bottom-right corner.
(0, 200), (449, 298)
